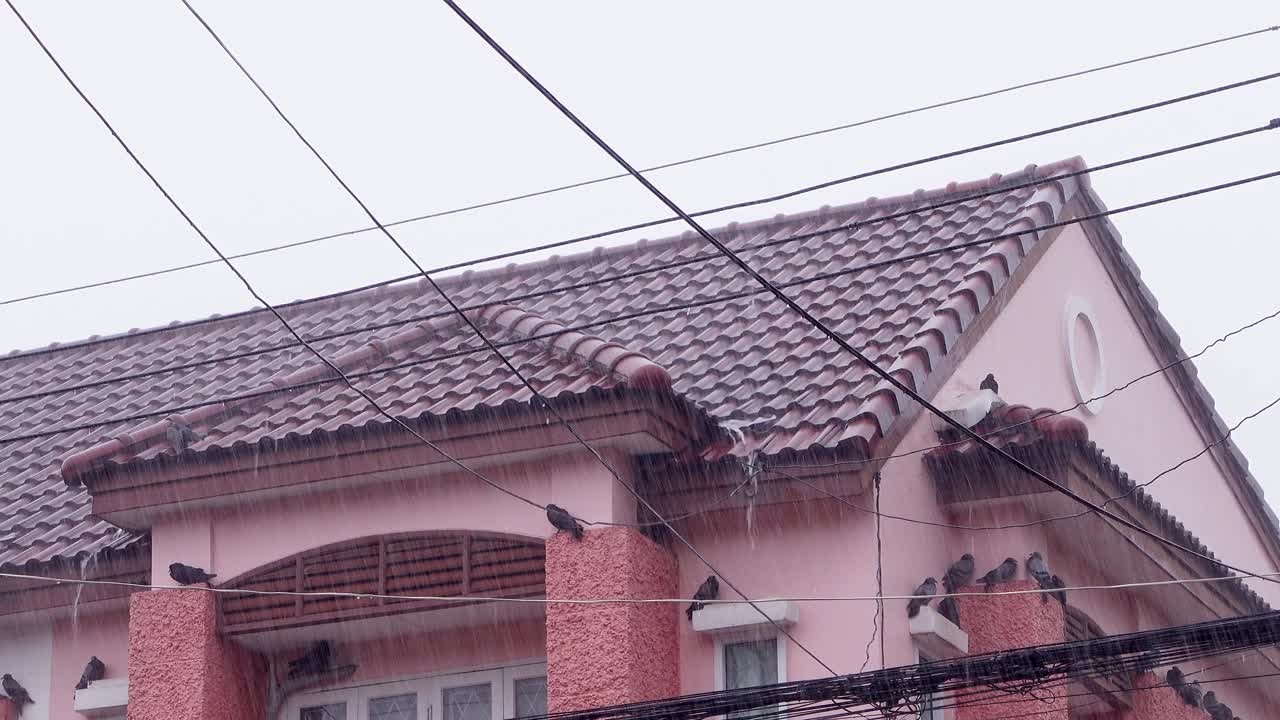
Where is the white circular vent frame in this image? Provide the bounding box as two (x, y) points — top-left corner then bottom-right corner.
(1064, 297), (1106, 415)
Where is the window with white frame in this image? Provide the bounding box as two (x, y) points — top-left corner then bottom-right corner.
(287, 661), (547, 720)
(716, 635), (785, 720)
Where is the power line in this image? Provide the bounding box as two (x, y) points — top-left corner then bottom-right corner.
(3, 119), (1273, 404)
(769, 304), (1280, 473)
(178, 0), (840, 679)
(5, 25), (1274, 310)
(438, 0), (1280, 590)
(761, 386), (1280, 532)
(3, 0), (554, 519)
(3, 122), (1270, 410)
(4, 170), (1278, 447)
(2, 566), (1276, 606)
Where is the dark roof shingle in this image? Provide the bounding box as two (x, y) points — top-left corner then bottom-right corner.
(0, 161), (1079, 569)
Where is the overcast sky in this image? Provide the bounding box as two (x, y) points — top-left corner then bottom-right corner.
(2, 2), (1279, 507)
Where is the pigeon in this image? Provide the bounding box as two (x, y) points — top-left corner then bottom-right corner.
(287, 640), (333, 680)
(978, 558), (1018, 591)
(937, 595), (960, 626)
(169, 562), (216, 586)
(1179, 681), (1203, 709)
(906, 577), (938, 618)
(1027, 552), (1054, 601)
(165, 420), (201, 452)
(1046, 575), (1067, 605)
(1165, 665), (1186, 689)
(1203, 691), (1232, 720)
(545, 504), (584, 540)
(941, 553), (975, 593)
(686, 575), (720, 620)
(979, 374), (999, 394)
(2, 674), (32, 715)
(75, 655), (105, 690)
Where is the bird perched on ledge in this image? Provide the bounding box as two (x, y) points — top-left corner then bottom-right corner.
(907, 577), (938, 618)
(687, 575), (720, 620)
(545, 504), (584, 540)
(978, 558), (1017, 592)
(76, 656), (105, 690)
(2, 674), (33, 716)
(169, 562), (216, 586)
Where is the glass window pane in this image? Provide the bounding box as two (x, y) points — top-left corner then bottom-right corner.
(724, 640), (778, 720)
(513, 677), (547, 718)
(444, 682), (493, 720)
(370, 693), (418, 720)
(301, 703), (347, 720)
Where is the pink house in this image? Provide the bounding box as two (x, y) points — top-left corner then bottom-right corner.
(2, 159), (1278, 720)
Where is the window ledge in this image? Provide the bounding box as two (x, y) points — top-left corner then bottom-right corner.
(909, 606), (968, 659)
(692, 600), (798, 634)
(73, 677), (128, 718)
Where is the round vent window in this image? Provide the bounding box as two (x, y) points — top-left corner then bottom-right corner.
(1064, 297), (1105, 415)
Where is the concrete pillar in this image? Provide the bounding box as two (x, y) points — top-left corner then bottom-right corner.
(954, 580), (1067, 720)
(544, 527), (679, 712)
(127, 589), (266, 720)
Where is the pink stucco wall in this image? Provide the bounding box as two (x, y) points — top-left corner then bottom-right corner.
(152, 448), (637, 587)
(128, 589), (266, 720)
(941, 222), (1280, 605)
(49, 608), (130, 720)
(283, 617), (546, 686)
(545, 527), (679, 712)
(676, 500), (875, 687)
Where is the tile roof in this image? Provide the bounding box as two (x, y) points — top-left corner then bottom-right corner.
(923, 403), (1270, 613)
(0, 160), (1081, 569)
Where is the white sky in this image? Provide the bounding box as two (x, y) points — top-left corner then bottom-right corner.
(2, 2), (1279, 508)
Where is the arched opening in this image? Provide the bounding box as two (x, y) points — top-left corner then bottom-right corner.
(219, 531), (545, 637)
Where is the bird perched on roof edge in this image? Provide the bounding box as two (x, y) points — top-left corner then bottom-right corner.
(687, 575), (720, 621)
(979, 373), (999, 394)
(76, 655), (105, 690)
(169, 562), (216, 586)
(907, 577), (938, 618)
(165, 419), (201, 453)
(1, 674), (33, 716)
(545, 504), (584, 540)
(978, 558), (1018, 592)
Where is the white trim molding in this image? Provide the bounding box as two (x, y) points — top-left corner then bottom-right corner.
(1063, 296), (1106, 415)
(73, 677), (128, 719)
(692, 600), (798, 635)
(908, 605), (968, 660)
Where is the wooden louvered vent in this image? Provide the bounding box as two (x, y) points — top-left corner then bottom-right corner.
(219, 532), (545, 635)
(1064, 605), (1133, 715)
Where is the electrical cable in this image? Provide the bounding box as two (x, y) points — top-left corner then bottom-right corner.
(4, 119), (1271, 404)
(4, 169), (1278, 447)
(4, 0), (553, 520)
(177, 0), (842, 680)
(5, 25), (1274, 310)
(2, 566), (1278, 606)
(756, 387), (1280, 532)
(437, 0), (1280, 589)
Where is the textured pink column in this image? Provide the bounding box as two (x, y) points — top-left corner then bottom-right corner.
(1126, 672), (1205, 719)
(0, 698), (14, 720)
(128, 589), (266, 720)
(954, 580), (1067, 720)
(545, 527), (679, 712)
